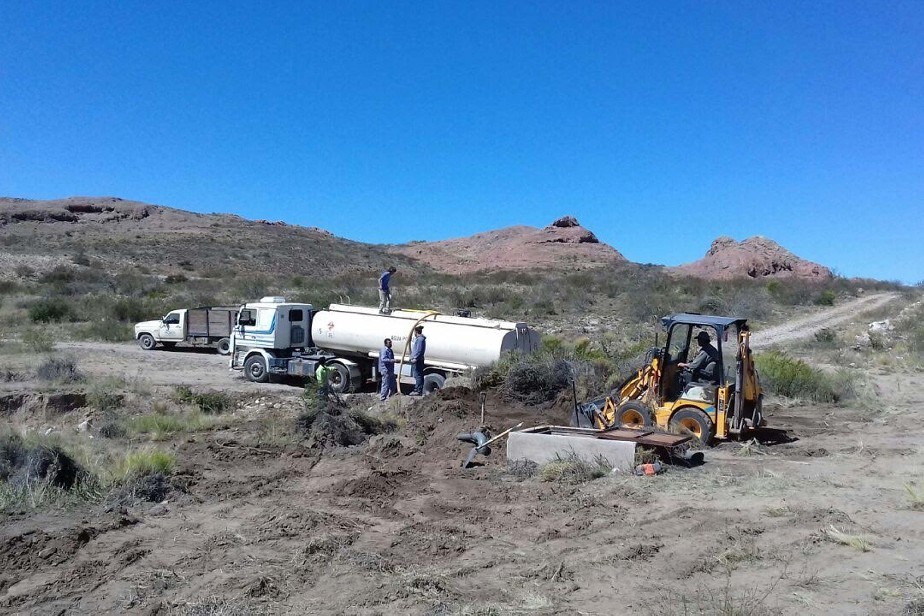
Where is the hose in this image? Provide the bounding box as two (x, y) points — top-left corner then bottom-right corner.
(396, 310), (439, 395)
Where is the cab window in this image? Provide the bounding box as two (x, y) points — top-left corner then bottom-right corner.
(163, 312), (180, 325)
(238, 309), (256, 327)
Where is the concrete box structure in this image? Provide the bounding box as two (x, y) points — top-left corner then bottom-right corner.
(507, 427), (636, 472)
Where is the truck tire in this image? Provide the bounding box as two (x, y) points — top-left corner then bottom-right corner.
(423, 373), (445, 395)
(670, 407), (715, 445)
(616, 401), (653, 429)
(137, 333), (156, 351)
(327, 363), (353, 394)
(216, 338), (231, 355)
(244, 355), (269, 383)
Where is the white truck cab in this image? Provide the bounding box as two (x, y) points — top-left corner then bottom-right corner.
(135, 309), (187, 350)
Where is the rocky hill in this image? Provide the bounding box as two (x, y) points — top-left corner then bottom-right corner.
(0, 196), (415, 279)
(388, 216), (626, 275)
(1, 197), (836, 282)
(673, 236), (833, 280)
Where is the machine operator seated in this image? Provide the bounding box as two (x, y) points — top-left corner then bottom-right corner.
(678, 330), (720, 385)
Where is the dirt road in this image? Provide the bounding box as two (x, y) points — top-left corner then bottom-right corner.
(751, 292), (901, 348)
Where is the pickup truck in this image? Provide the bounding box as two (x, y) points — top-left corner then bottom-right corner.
(135, 306), (237, 354)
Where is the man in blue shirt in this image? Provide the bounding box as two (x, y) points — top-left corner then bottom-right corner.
(379, 338), (397, 401)
(378, 266), (397, 314)
(409, 325), (426, 395)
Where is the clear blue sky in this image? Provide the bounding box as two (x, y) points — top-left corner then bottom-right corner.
(1, 1), (921, 283)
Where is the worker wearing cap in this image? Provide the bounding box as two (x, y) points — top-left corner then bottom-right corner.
(379, 338), (397, 400)
(409, 325), (426, 395)
(378, 267), (397, 314)
(679, 330), (720, 383)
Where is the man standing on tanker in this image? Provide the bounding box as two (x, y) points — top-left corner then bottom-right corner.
(378, 267), (396, 314)
(409, 325), (426, 396)
(379, 338), (397, 401)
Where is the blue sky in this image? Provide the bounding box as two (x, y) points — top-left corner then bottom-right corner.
(1, 1), (921, 283)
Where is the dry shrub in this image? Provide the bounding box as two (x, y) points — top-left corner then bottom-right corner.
(35, 355), (83, 383)
(296, 398), (396, 448)
(0, 432), (87, 490)
(504, 357), (571, 404)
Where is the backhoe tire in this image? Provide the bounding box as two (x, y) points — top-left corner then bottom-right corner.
(327, 363), (352, 394)
(138, 334), (156, 351)
(670, 407), (715, 445)
(616, 401), (653, 429)
(216, 338), (231, 355)
(244, 355), (269, 383)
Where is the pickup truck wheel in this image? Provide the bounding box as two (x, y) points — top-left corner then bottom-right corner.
(244, 355), (269, 383)
(137, 334), (157, 351)
(423, 373), (445, 395)
(216, 338), (231, 355)
(327, 363), (352, 394)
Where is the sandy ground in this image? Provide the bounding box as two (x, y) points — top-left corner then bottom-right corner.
(1, 296), (923, 615)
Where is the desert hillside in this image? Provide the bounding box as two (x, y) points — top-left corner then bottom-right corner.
(388, 215), (627, 274)
(0, 196), (415, 279)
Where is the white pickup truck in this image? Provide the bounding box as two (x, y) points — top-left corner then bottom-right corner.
(134, 306), (237, 354)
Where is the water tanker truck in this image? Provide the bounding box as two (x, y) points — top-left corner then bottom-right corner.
(229, 297), (541, 393)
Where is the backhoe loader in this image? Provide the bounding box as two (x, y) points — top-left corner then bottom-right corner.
(573, 313), (764, 443)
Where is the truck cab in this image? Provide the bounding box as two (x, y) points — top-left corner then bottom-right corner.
(134, 309), (187, 350)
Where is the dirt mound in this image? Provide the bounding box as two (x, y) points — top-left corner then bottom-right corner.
(674, 235), (833, 280)
(296, 400), (398, 448)
(389, 216), (626, 274)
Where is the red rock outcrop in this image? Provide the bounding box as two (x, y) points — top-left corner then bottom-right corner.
(675, 236), (833, 280)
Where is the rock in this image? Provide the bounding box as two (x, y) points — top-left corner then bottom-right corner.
(675, 236), (833, 281)
(550, 215), (580, 228)
(868, 319), (893, 333)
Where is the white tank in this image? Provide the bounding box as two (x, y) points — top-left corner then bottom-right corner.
(311, 304), (541, 369)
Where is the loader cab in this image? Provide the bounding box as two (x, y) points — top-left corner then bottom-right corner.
(659, 314), (747, 404)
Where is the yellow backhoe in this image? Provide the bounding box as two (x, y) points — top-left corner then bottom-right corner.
(573, 314), (764, 443)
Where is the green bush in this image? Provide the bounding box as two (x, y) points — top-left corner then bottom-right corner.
(174, 387), (232, 414)
(504, 356), (571, 404)
(116, 449), (176, 479)
(814, 290), (836, 306)
(28, 298), (71, 323)
(755, 351), (841, 403)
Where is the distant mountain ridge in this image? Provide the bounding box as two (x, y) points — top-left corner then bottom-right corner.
(0, 197), (834, 281)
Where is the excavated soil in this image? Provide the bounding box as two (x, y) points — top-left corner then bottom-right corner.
(2, 298), (924, 614)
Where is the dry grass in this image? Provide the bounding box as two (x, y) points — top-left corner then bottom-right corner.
(904, 483), (924, 511)
(821, 525), (872, 552)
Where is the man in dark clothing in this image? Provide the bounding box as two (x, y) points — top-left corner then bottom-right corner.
(379, 338), (397, 401)
(680, 330), (720, 383)
(378, 267), (397, 314)
(408, 325), (426, 395)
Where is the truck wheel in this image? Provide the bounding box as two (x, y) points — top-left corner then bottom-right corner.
(423, 373), (445, 395)
(616, 401), (653, 429)
(327, 363), (353, 394)
(670, 407), (715, 445)
(137, 334), (156, 351)
(216, 338), (231, 355)
(244, 355), (269, 383)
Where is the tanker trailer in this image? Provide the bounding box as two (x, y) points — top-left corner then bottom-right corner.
(230, 298), (541, 393)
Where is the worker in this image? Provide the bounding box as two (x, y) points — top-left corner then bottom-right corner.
(379, 338), (397, 401)
(679, 330), (720, 383)
(408, 325), (426, 396)
(315, 357), (331, 401)
(378, 266), (397, 314)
